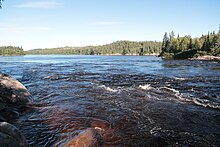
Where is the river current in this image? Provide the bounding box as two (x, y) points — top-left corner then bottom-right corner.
(0, 55), (220, 146)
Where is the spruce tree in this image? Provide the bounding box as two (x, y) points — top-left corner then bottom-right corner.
(188, 38), (193, 50)
(162, 32), (169, 53)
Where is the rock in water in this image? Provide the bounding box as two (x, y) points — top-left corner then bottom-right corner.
(0, 73), (32, 105)
(0, 73), (31, 146)
(64, 128), (103, 147)
(0, 122), (30, 147)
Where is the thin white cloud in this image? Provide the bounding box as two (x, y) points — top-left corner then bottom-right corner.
(16, 0), (63, 9)
(0, 22), (51, 33)
(89, 21), (123, 26)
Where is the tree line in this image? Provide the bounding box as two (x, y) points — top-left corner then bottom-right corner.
(26, 41), (162, 55)
(0, 46), (24, 56)
(160, 30), (220, 59)
(1, 31), (219, 58)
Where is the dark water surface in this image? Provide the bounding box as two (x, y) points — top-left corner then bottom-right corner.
(0, 55), (220, 146)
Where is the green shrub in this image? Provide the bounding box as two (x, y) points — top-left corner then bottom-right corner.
(161, 52), (174, 59)
(174, 50), (197, 59)
(193, 51), (208, 58)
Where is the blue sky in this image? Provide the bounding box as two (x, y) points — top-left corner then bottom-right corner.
(0, 0), (219, 50)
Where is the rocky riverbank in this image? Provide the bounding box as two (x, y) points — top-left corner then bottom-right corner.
(0, 73), (105, 147)
(190, 55), (220, 61)
(0, 73), (32, 147)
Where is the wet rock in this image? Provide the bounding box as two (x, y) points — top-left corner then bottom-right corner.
(0, 122), (30, 147)
(0, 73), (32, 105)
(64, 128), (103, 147)
(0, 73), (31, 146)
(1, 108), (20, 119)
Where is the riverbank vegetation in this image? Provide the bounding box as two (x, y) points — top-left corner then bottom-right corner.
(1, 31), (220, 59)
(160, 31), (220, 59)
(0, 46), (25, 56)
(26, 41), (162, 55)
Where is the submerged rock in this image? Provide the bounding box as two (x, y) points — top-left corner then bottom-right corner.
(0, 73), (32, 105)
(0, 122), (30, 147)
(64, 128), (103, 147)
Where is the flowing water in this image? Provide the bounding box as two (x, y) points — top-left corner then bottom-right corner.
(0, 55), (220, 146)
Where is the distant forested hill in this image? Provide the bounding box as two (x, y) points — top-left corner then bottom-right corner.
(26, 41), (162, 55)
(0, 46), (24, 56)
(160, 31), (220, 59)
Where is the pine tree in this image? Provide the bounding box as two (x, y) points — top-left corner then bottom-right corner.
(218, 24), (220, 34)
(194, 39), (200, 50)
(139, 48), (144, 56)
(188, 38), (193, 50)
(169, 31), (175, 40)
(162, 32), (170, 52)
(202, 32), (212, 52)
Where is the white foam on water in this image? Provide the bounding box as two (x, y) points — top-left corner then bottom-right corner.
(191, 98), (220, 110)
(173, 92), (220, 110)
(99, 85), (118, 92)
(174, 77), (185, 80)
(139, 84), (152, 90)
(160, 87), (180, 94)
(150, 127), (162, 135)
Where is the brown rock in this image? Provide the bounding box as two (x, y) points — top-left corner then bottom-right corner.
(64, 128), (103, 147)
(0, 73), (32, 105)
(0, 74), (31, 147)
(190, 55), (220, 61)
(0, 122), (30, 147)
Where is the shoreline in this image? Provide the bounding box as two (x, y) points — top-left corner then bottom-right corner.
(190, 55), (220, 61)
(100, 53), (160, 56)
(15, 53), (160, 56)
(2, 54), (220, 61)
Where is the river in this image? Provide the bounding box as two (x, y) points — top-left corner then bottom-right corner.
(0, 55), (220, 146)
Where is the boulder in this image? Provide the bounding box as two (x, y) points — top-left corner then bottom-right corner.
(64, 128), (103, 147)
(0, 73), (31, 146)
(0, 122), (30, 147)
(0, 73), (32, 105)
